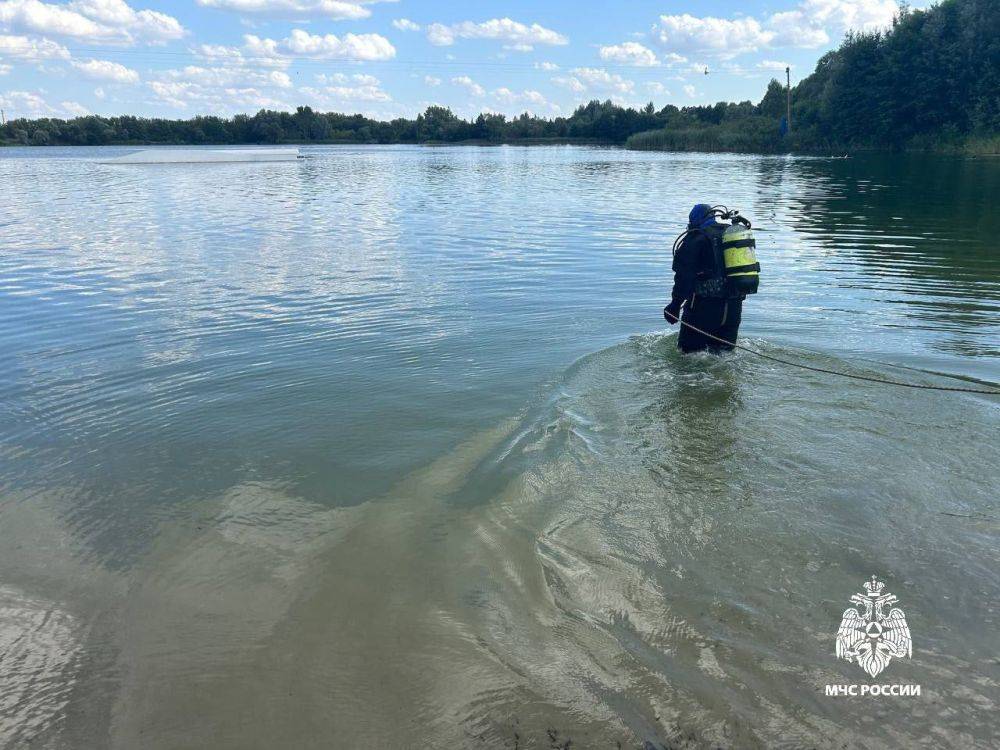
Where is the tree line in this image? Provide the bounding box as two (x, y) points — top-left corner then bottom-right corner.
(0, 101), (683, 148)
(1, 0), (995, 153)
(630, 0), (998, 153)
(785, 0), (998, 152)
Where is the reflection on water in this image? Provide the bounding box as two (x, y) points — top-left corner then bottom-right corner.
(0, 146), (998, 748)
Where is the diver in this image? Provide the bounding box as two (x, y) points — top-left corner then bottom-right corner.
(663, 203), (760, 353)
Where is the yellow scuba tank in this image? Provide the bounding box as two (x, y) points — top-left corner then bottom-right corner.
(721, 219), (760, 296)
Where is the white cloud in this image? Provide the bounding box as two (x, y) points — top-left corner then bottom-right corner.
(423, 74), (440, 86)
(651, 14), (773, 58)
(767, 11), (830, 47)
(426, 18), (567, 50)
(149, 79), (291, 112)
(93, 84), (104, 96)
(650, 1), (902, 59)
(576, 67), (634, 93)
(240, 35), (287, 65)
(535, 61), (559, 71)
(768, 0), (898, 48)
(798, 0), (898, 32)
(683, 84), (696, 98)
(0, 63), (10, 73)
(234, 30), (394, 63)
(147, 55), (307, 113)
(256, 29), (396, 60)
(0, 0), (185, 45)
(161, 64), (292, 90)
(267, 70), (293, 88)
(59, 98), (87, 115)
(0, 88), (51, 114)
(193, 41), (292, 75)
(551, 74), (584, 93)
(71, 57), (138, 82)
(757, 59), (792, 71)
(721, 61), (757, 77)
(315, 71), (375, 86)
(0, 88), (86, 116)
(555, 66), (634, 95)
(0, 1), (107, 39)
(451, 75), (484, 97)
(646, 81), (669, 96)
(599, 41), (659, 67)
(492, 87), (555, 111)
(196, 0), (390, 21)
(193, 43), (244, 62)
(392, 18), (420, 32)
(0, 33), (70, 59)
(147, 80), (193, 108)
(72, 0), (183, 41)
(492, 87), (524, 104)
(300, 74), (390, 103)
(478, 87), (558, 116)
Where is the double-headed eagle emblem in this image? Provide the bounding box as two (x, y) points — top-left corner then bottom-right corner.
(836, 576), (912, 677)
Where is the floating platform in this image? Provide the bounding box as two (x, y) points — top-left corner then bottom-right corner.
(102, 148), (302, 164)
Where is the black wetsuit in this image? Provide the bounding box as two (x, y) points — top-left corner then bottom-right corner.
(669, 226), (743, 353)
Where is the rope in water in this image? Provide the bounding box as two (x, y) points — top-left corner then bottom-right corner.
(672, 316), (1000, 395)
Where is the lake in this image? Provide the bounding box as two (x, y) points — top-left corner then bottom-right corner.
(1, 145), (998, 748)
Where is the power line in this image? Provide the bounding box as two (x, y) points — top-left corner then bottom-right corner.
(45, 45), (743, 77)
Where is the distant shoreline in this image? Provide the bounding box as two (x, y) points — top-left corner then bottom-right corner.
(3, 139), (996, 156)
(0, 137), (615, 148)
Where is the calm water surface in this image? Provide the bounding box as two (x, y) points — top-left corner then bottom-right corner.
(1, 146), (998, 748)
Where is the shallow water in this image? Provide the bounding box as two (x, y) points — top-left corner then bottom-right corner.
(1, 146), (998, 748)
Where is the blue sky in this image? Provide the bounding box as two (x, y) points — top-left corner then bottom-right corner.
(0, 0), (915, 121)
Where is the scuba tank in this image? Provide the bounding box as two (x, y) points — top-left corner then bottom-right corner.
(672, 207), (760, 299)
(720, 216), (760, 296)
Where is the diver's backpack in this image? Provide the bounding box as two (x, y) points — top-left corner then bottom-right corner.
(693, 219), (760, 299)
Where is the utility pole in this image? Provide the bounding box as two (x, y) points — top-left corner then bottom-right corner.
(785, 67), (792, 133)
(0, 109), (6, 126)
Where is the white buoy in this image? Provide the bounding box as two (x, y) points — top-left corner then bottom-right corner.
(102, 148), (302, 164)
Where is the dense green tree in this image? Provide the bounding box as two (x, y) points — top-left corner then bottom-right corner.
(757, 80), (788, 121)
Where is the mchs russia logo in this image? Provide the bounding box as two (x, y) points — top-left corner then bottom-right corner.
(836, 575), (912, 677)
(826, 576), (920, 697)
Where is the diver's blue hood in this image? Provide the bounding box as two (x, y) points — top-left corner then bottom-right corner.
(688, 203), (717, 229)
